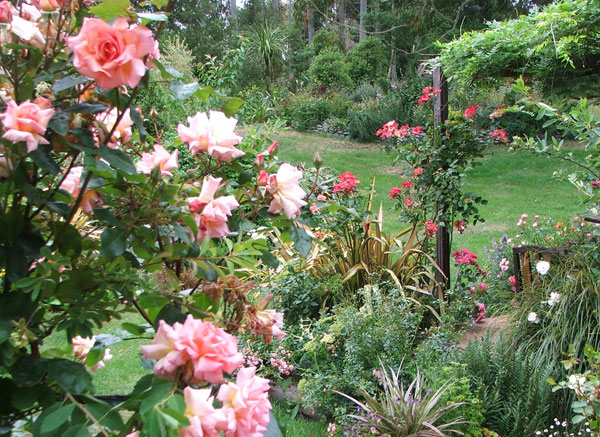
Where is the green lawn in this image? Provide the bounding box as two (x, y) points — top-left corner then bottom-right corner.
(274, 130), (587, 257)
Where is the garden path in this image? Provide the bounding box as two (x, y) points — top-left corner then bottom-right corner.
(459, 315), (509, 349)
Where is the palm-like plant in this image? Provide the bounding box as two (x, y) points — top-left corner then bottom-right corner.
(242, 22), (287, 83)
(337, 365), (466, 436)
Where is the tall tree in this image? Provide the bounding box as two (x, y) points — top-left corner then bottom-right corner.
(337, 0), (346, 48)
(359, 0), (367, 42)
(230, 0), (238, 31)
(308, 3), (315, 44)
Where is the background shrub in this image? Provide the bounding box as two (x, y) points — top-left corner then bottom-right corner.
(308, 49), (353, 92)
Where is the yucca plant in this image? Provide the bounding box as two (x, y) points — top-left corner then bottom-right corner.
(309, 178), (441, 297)
(337, 364), (466, 436)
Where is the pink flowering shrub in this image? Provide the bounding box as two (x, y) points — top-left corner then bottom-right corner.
(0, 1), (303, 435)
(332, 171), (360, 194)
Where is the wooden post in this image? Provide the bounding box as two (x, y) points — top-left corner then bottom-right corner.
(433, 67), (451, 292)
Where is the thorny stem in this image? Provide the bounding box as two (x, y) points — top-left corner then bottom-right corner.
(65, 392), (110, 437)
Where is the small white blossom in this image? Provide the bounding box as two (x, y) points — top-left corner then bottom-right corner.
(547, 292), (561, 306)
(536, 260), (550, 275)
(528, 312), (539, 323)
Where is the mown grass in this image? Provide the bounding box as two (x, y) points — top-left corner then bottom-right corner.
(274, 130), (588, 257)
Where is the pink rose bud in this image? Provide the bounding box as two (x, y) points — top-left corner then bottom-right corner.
(267, 141), (278, 154)
(0, 1), (12, 23)
(255, 154), (264, 166)
(257, 169), (268, 187)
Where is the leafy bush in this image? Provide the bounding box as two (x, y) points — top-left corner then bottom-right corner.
(308, 49), (353, 92)
(461, 334), (559, 436)
(345, 37), (389, 87)
(347, 88), (419, 141)
(267, 271), (345, 325)
(277, 93), (336, 131)
(297, 285), (423, 422)
(347, 82), (383, 103)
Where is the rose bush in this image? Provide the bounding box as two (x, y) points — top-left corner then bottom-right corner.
(0, 0), (313, 435)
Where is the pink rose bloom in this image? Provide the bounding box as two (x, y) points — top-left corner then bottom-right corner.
(136, 144), (178, 177)
(454, 220), (466, 233)
(59, 166), (101, 215)
(317, 194), (327, 202)
(389, 187), (402, 199)
(177, 111), (244, 163)
(411, 126), (424, 136)
(464, 105), (478, 119)
(404, 196), (414, 207)
(218, 367), (272, 437)
(10, 14), (46, 49)
(71, 336), (112, 372)
(0, 1), (12, 23)
(591, 180), (600, 187)
(1, 97), (54, 153)
(267, 163), (307, 219)
(478, 282), (487, 292)
(489, 105), (507, 119)
(190, 176), (239, 242)
(174, 315), (243, 384)
(309, 203), (319, 213)
(141, 320), (188, 380)
(413, 167), (424, 176)
(424, 219), (438, 238)
(452, 249), (478, 266)
(401, 181), (414, 189)
(96, 107), (133, 148)
(509, 275), (517, 291)
(256, 309), (285, 341)
(499, 258), (509, 272)
(67, 18), (156, 90)
(32, 0), (60, 11)
(474, 302), (486, 323)
(490, 128), (509, 143)
(179, 387), (227, 437)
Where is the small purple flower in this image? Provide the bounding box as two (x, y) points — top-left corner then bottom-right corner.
(391, 83), (398, 89)
(376, 93), (383, 99)
(500, 234), (508, 245)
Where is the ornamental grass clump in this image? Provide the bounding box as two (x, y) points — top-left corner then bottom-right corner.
(337, 365), (466, 436)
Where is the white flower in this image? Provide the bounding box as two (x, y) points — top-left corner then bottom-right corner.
(536, 260), (550, 275)
(547, 292), (561, 306)
(527, 312), (539, 323)
(568, 374), (586, 390)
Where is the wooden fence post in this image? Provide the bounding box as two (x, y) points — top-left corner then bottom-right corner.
(433, 67), (451, 293)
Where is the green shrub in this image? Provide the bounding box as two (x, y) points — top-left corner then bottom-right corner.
(461, 334), (559, 436)
(345, 37), (389, 86)
(277, 93), (336, 131)
(308, 49), (353, 92)
(347, 82), (383, 103)
(297, 285), (423, 422)
(268, 271), (345, 325)
(311, 28), (345, 55)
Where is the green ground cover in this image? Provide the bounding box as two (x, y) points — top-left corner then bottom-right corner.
(274, 130), (587, 257)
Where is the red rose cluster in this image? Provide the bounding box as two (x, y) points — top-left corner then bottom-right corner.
(333, 171), (360, 194)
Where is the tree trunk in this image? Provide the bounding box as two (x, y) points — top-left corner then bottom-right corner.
(307, 4), (314, 44)
(359, 0), (367, 42)
(229, 0), (237, 30)
(337, 0), (346, 49)
(374, 0), (379, 34)
(273, 0), (280, 16)
(388, 48), (397, 81)
(288, 0), (294, 23)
